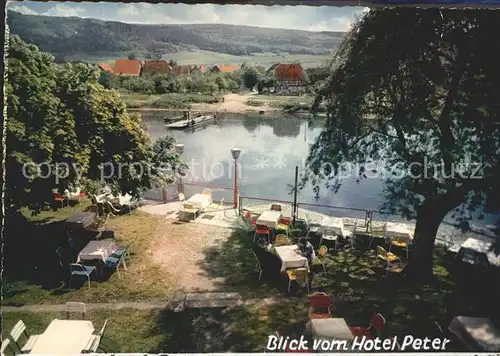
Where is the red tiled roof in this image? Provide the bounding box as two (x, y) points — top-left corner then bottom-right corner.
(97, 63), (114, 73)
(274, 63), (304, 81)
(113, 59), (142, 76)
(142, 60), (172, 74)
(217, 65), (240, 73)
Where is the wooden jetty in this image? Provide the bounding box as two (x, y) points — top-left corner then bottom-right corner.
(165, 112), (218, 130)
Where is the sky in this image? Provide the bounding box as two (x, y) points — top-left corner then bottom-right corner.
(6, 1), (369, 32)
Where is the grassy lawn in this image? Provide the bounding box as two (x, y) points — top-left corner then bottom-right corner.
(4, 201), (173, 305)
(118, 91), (222, 109)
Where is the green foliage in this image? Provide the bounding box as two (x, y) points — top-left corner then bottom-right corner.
(304, 9), (500, 277)
(5, 35), (184, 213)
(7, 11), (344, 59)
(150, 93), (221, 109)
(242, 68), (260, 90)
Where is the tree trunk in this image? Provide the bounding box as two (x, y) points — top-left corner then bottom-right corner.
(404, 183), (479, 281)
(404, 199), (449, 280)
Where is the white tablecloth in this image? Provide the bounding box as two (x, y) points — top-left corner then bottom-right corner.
(30, 319), (94, 354)
(109, 193), (132, 206)
(275, 244), (308, 272)
(305, 318), (354, 345)
(386, 222), (413, 240)
(78, 239), (118, 262)
(460, 237), (500, 266)
(449, 316), (500, 351)
(257, 210), (282, 228)
(321, 217), (345, 236)
(186, 194), (212, 210)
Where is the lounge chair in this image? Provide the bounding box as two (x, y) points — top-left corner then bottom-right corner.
(82, 319), (108, 353)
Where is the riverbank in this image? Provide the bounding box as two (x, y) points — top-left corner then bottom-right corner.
(123, 92), (316, 115)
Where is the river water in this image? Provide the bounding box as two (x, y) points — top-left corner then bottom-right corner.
(141, 111), (498, 244)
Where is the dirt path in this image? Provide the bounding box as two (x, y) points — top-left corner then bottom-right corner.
(192, 92), (275, 114)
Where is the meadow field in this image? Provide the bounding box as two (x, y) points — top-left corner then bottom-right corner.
(69, 50), (332, 68)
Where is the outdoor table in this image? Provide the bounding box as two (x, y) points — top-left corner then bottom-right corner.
(29, 319), (94, 354)
(65, 212), (96, 229)
(321, 217), (345, 236)
(274, 244), (308, 272)
(305, 318), (354, 349)
(77, 239), (118, 263)
(257, 210), (282, 229)
(449, 316), (500, 351)
(386, 222), (413, 241)
(459, 236), (500, 266)
(109, 193), (132, 206)
(186, 193), (212, 210)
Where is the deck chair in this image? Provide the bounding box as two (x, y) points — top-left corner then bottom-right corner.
(275, 234), (292, 246)
(253, 224), (271, 244)
(69, 263), (96, 289)
(287, 268), (309, 293)
(82, 319), (108, 353)
(319, 229), (339, 251)
(314, 245), (328, 272)
(182, 203), (199, 220)
(349, 313), (386, 339)
(1, 338), (18, 356)
(66, 302), (86, 319)
(369, 222), (387, 247)
(308, 292), (333, 319)
(376, 246), (403, 273)
(9, 320), (41, 354)
(270, 204), (282, 211)
(389, 235), (410, 259)
(276, 217), (292, 236)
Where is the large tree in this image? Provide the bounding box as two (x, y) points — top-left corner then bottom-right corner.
(6, 35), (184, 213)
(302, 9), (500, 279)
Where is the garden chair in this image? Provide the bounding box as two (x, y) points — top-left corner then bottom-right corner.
(270, 204), (282, 211)
(275, 234), (292, 246)
(349, 313), (386, 339)
(242, 210), (259, 227)
(344, 221), (358, 249)
(314, 245), (328, 272)
(287, 268), (309, 293)
(82, 319), (108, 353)
(388, 235), (410, 259)
(276, 217), (292, 236)
(253, 224), (271, 244)
(104, 242), (132, 279)
(69, 263), (96, 289)
(201, 188), (212, 196)
(369, 222), (387, 247)
(182, 203), (199, 220)
(66, 302), (87, 319)
(54, 193), (66, 208)
(308, 292), (333, 319)
(252, 250), (263, 280)
(305, 213), (322, 238)
(9, 320), (41, 354)
(376, 246), (403, 273)
(1, 338), (18, 356)
(319, 229), (339, 251)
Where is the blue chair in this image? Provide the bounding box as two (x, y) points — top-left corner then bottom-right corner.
(69, 263), (96, 289)
(104, 253), (126, 279)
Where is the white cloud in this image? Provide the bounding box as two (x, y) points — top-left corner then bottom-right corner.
(7, 2), (369, 32)
(8, 4), (38, 15)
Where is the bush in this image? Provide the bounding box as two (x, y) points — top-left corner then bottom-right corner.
(151, 93), (222, 109)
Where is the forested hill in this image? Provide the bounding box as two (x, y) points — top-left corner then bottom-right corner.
(7, 11), (345, 60)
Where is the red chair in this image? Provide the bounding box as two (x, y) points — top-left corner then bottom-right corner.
(254, 224), (270, 244)
(54, 193), (66, 208)
(349, 313), (386, 339)
(308, 292), (333, 319)
(243, 211), (259, 227)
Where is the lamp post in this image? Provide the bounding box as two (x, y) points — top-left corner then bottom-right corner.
(176, 144), (185, 195)
(231, 148), (241, 209)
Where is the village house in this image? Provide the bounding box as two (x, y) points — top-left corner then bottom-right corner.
(142, 60), (172, 75)
(97, 63), (114, 73)
(268, 63), (306, 95)
(113, 59), (142, 77)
